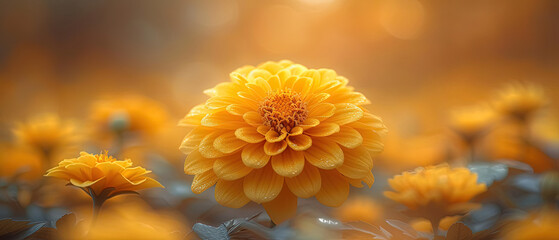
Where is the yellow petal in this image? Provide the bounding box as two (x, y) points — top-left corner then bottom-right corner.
(363, 171), (375, 188)
(299, 118), (320, 130)
(315, 170), (349, 207)
(198, 131), (229, 159)
(226, 104), (253, 116)
(178, 104), (207, 126)
(235, 127), (265, 143)
(357, 129), (385, 154)
(306, 93), (330, 106)
(304, 139), (344, 169)
(268, 75), (282, 90)
(214, 132), (248, 154)
(215, 179), (250, 208)
(262, 184), (297, 224)
(69, 177), (104, 188)
(257, 125), (271, 135)
(305, 123), (340, 137)
(263, 140), (288, 156)
(271, 149), (305, 177)
(135, 177), (164, 190)
(327, 103), (363, 125)
(243, 164), (284, 203)
(336, 146), (372, 179)
(308, 103), (336, 120)
(265, 129), (287, 143)
(184, 150), (215, 175)
(201, 110), (246, 130)
(330, 126), (363, 149)
(289, 126), (303, 136)
(121, 166), (151, 179)
(180, 127), (212, 154)
(213, 154), (253, 181)
(243, 111), (263, 126)
(285, 164), (321, 198)
(241, 142), (270, 168)
(191, 169), (218, 194)
(286, 134), (312, 151)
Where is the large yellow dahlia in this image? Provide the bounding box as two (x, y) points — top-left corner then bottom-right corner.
(179, 60), (387, 223)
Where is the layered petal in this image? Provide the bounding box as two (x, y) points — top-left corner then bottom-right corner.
(262, 184), (298, 224)
(315, 170), (349, 207)
(243, 164), (284, 203)
(271, 149), (305, 177)
(304, 139), (344, 169)
(215, 179), (250, 208)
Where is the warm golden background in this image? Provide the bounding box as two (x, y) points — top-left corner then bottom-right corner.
(1, 1), (558, 238)
(2, 0), (558, 130)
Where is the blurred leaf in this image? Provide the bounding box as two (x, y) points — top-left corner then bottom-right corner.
(385, 219), (420, 239)
(468, 162), (508, 186)
(0, 219), (45, 240)
(191, 223), (229, 240)
(510, 174), (541, 193)
(445, 223), (472, 240)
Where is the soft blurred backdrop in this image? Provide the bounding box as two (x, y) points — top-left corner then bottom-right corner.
(1, 0), (559, 239)
(2, 0), (558, 130)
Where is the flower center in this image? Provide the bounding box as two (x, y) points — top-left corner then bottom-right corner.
(258, 90), (308, 133)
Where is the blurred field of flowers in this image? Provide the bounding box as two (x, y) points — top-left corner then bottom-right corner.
(1, 0), (559, 240)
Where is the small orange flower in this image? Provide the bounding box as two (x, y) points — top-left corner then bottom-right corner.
(448, 104), (497, 140)
(494, 82), (547, 120)
(13, 114), (80, 160)
(0, 144), (44, 181)
(90, 95), (168, 138)
(180, 60), (387, 223)
(384, 165), (486, 219)
(45, 151), (163, 197)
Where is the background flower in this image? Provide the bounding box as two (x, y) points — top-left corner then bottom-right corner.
(12, 114), (81, 161)
(180, 60), (387, 223)
(384, 165), (487, 218)
(45, 151), (163, 196)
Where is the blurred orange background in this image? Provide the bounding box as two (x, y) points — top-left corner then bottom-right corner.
(1, 0), (558, 143)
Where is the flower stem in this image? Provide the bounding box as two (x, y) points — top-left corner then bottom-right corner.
(431, 217), (441, 239)
(91, 196), (106, 225)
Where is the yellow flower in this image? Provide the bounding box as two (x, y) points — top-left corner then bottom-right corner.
(90, 95), (168, 138)
(494, 82), (547, 120)
(333, 196), (382, 225)
(448, 104), (497, 140)
(503, 211), (559, 240)
(45, 151), (163, 197)
(13, 114), (80, 160)
(384, 165), (486, 219)
(180, 60), (387, 223)
(0, 144), (44, 181)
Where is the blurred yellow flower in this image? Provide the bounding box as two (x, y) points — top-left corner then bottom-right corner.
(384, 165), (486, 218)
(13, 114), (80, 160)
(503, 211), (559, 240)
(180, 60), (387, 223)
(333, 196), (382, 225)
(449, 104), (497, 140)
(494, 82), (547, 120)
(0, 144), (44, 181)
(45, 151), (163, 198)
(90, 95), (168, 139)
